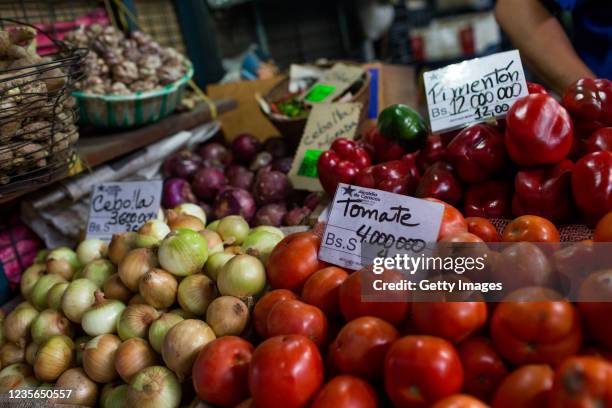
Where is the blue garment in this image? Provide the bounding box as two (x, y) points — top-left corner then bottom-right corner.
(555, 0), (612, 79)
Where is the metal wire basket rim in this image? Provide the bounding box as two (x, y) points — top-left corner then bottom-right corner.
(72, 61), (193, 101)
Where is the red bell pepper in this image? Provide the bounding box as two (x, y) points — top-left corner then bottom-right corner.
(416, 133), (447, 173)
(512, 160), (575, 223)
(415, 161), (463, 206)
(527, 81), (548, 95)
(505, 94), (573, 166)
(354, 156), (420, 195)
(572, 151), (612, 223)
(363, 125), (407, 163)
(317, 138), (372, 195)
(562, 78), (612, 138)
(585, 127), (612, 153)
(464, 180), (512, 219)
(447, 123), (508, 183)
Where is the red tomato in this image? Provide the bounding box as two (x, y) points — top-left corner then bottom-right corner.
(594, 211), (612, 241)
(310, 375), (378, 408)
(491, 288), (582, 366)
(328, 316), (399, 381)
(192, 336), (254, 407)
(491, 365), (554, 408)
(502, 215), (560, 243)
(248, 335), (323, 408)
(267, 299), (328, 347)
(549, 356), (612, 408)
(339, 268), (410, 326)
(578, 269), (612, 349)
(458, 336), (508, 401)
(412, 302), (487, 343)
(465, 217), (500, 242)
(235, 399), (254, 408)
(425, 198), (468, 240)
(431, 395), (489, 408)
(253, 289), (298, 338)
(384, 336), (464, 408)
(267, 232), (326, 291)
(302, 267), (349, 319)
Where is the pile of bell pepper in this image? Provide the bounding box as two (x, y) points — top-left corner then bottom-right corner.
(317, 78), (612, 227)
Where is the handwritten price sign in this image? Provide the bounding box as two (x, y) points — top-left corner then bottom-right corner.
(423, 50), (528, 133)
(86, 181), (163, 242)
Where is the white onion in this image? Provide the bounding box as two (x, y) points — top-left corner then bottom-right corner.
(167, 213), (205, 232)
(83, 334), (121, 383)
(217, 254), (266, 298)
(46, 247), (81, 280)
(33, 335), (74, 382)
(118, 248), (159, 291)
(137, 220), (171, 248)
(101, 383), (128, 408)
(177, 274), (217, 315)
(148, 313), (184, 353)
(117, 304), (161, 341)
(81, 259), (116, 287)
(0, 363), (33, 393)
(0, 342), (25, 366)
(207, 220), (220, 232)
(205, 252), (235, 281)
(20, 264), (46, 301)
(199, 229), (223, 254)
(217, 215), (250, 245)
(241, 230), (284, 263)
(77, 239), (108, 264)
(162, 319), (216, 381)
(139, 268), (178, 309)
(114, 338), (158, 383)
(47, 282), (69, 311)
(3, 303), (38, 346)
(81, 292), (126, 336)
(158, 229), (209, 276)
(31, 274), (66, 310)
(127, 366), (181, 408)
(174, 203), (207, 224)
(30, 309), (74, 345)
(61, 279), (98, 323)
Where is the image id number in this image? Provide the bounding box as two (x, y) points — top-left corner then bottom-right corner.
(9, 389), (73, 399)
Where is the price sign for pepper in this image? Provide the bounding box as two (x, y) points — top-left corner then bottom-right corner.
(423, 50), (528, 133)
(318, 183), (444, 270)
(86, 180), (163, 243)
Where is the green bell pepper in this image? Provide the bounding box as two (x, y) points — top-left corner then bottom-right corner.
(377, 104), (428, 152)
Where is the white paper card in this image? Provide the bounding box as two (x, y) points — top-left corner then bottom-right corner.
(423, 50), (528, 133)
(86, 180), (163, 242)
(318, 184), (444, 270)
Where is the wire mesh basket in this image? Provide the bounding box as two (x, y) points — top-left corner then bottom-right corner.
(0, 18), (87, 197)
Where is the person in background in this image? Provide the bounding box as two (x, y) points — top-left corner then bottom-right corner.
(495, 0), (611, 94)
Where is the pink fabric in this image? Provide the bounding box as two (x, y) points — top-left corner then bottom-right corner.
(0, 213), (43, 289)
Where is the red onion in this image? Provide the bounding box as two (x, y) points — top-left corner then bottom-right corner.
(227, 167), (255, 191)
(249, 152), (273, 172)
(162, 151), (202, 180)
(231, 134), (261, 163)
(253, 170), (292, 205)
(303, 192), (323, 210)
(283, 206), (312, 226)
(192, 167), (228, 201)
(213, 187), (256, 222)
(253, 203), (287, 227)
(198, 142), (232, 167)
(271, 157), (293, 174)
(162, 178), (196, 208)
(264, 137), (290, 159)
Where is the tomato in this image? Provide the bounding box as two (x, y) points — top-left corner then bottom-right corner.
(458, 336), (508, 401)
(310, 375), (378, 408)
(339, 268), (410, 326)
(412, 302), (487, 343)
(192, 336), (253, 407)
(431, 395), (489, 408)
(302, 267), (349, 319)
(267, 299), (328, 347)
(249, 335), (323, 408)
(384, 335), (464, 408)
(491, 365), (554, 408)
(491, 288), (582, 366)
(235, 399), (254, 408)
(253, 289), (298, 338)
(439, 231), (485, 243)
(578, 269), (612, 349)
(425, 198), (468, 240)
(549, 356), (612, 408)
(466, 217), (500, 242)
(593, 211), (612, 241)
(267, 232), (326, 291)
(328, 316), (399, 381)
(502, 215), (560, 243)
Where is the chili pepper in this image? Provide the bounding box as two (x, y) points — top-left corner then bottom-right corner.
(317, 138), (372, 195)
(562, 78), (612, 138)
(377, 104), (428, 152)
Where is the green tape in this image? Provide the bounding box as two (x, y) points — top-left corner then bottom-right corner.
(304, 83), (336, 103)
(298, 149), (323, 178)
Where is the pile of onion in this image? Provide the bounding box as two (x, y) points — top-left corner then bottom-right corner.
(161, 319), (216, 381)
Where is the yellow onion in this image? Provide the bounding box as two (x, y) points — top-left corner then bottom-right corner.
(217, 254), (266, 297)
(77, 239), (108, 264)
(3, 303), (38, 345)
(158, 229), (209, 276)
(74, 335), (90, 366)
(25, 342), (38, 365)
(108, 232), (138, 265)
(129, 294), (148, 305)
(136, 220), (171, 248)
(33, 335), (74, 382)
(217, 215), (249, 245)
(139, 268), (178, 309)
(224, 245), (244, 255)
(252, 225), (284, 239)
(127, 366), (181, 408)
(0, 363), (33, 393)
(177, 274), (217, 315)
(117, 304), (161, 341)
(104, 273), (133, 303)
(81, 292), (126, 336)
(162, 319), (215, 381)
(0, 342), (25, 366)
(47, 282), (69, 311)
(46, 247), (81, 280)
(207, 220), (220, 231)
(148, 313), (184, 353)
(20, 264), (45, 301)
(30, 309), (74, 345)
(169, 308), (196, 319)
(31, 274), (66, 310)
(241, 229), (284, 263)
(205, 252), (235, 281)
(62, 278), (98, 323)
(54, 368), (98, 407)
(83, 334), (121, 383)
(34, 249), (50, 264)
(199, 229), (223, 254)
(174, 203), (207, 225)
(206, 296), (249, 336)
(101, 383), (128, 408)
(115, 338), (158, 383)
(118, 248), (158, 291)
(167, 213), (205, 232)
(81, 259), (116, 287)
